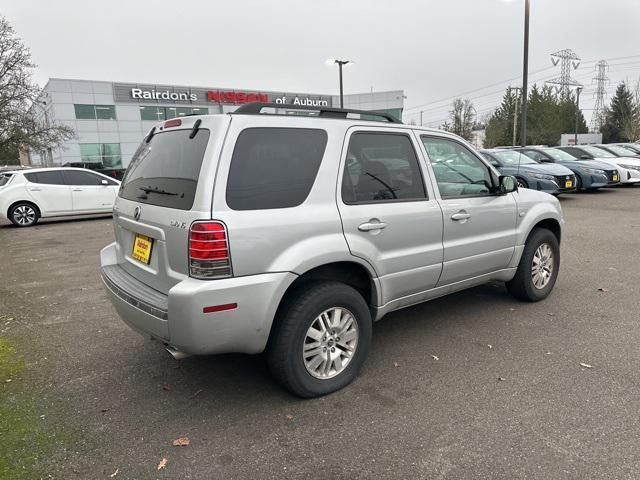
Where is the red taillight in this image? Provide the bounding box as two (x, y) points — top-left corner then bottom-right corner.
(189, 221), (232, 279)
(164, 119), (182, 128)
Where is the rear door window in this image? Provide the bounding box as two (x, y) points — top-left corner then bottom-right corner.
(63, 170), (105, 185)
(24, 171), (66, 185)
(226, 128), (327, 210)
(341, 132), (427, 203)
(120, 129), (210, 210)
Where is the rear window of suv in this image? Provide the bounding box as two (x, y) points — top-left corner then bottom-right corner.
(0, 174), (13, 186)
(120, 129), (210, 210)
(226, 127), (328, 210)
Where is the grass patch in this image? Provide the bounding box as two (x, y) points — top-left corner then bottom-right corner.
(0, 337), (49, 480)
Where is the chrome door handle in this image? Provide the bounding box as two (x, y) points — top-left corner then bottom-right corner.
(72, 188), (83, 192)
(29, 188), (42, 192)
(451, 212), (471, 221)
(358, 221), (387, 232)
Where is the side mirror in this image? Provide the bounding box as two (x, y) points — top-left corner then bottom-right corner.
(101, 179), (109, 185)
(498, 175), (518, 194)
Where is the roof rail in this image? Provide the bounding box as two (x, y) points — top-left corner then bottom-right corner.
(232, 102), (402, 124)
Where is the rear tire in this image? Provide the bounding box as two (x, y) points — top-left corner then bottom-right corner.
(575, 174), (583, 190)
(267, 281), (372, 398)
(506, 228), (560, 302)
(8, 202), (39, 227)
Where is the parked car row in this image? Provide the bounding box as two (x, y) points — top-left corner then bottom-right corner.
(479, 143), (640, 193)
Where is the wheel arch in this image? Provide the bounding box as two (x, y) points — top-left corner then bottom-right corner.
(527, 218), (562, 245)
(7, 199), (41, 218)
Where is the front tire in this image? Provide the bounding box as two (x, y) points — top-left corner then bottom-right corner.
(267, 281), (372, 398)
(516, 177), (528, 189)
(506, 228), (560, 302)
(8, 202), (39, 227)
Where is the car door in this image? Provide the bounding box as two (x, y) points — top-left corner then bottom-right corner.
(419, 135), (518, 286)
(23, 171), (72, 215)
(62, 170), (117, 212)
(337, 128), (444, 306)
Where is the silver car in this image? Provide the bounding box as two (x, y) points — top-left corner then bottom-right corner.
(101, 104), (564, 397)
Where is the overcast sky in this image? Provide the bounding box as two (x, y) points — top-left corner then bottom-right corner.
(4, 0), (640, 125)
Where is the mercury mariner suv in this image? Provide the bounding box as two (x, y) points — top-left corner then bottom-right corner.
(101, 103), (564, 397)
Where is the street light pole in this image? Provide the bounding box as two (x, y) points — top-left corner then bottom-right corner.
(520, 0), (530, 147)
(575, 86), (583, 145)
(327, 59), (352, 109)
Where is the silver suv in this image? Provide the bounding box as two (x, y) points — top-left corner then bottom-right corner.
(101, 103), (564, 397)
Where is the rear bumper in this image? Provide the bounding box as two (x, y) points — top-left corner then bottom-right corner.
(100, 242), (297, 355)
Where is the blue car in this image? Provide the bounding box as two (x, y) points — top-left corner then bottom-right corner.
(514, 147), (620, 191)
(480, 149), (577, 195)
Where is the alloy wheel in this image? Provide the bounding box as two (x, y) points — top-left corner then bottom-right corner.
(13, 205), (36, 226)
(531, 243), (554, 289)
(303, 307), (359, 379)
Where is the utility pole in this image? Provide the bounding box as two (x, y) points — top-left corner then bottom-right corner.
(509, 87), (521, 146)
(520, 0), (530, 147)
(574, 86), (583, 145)
(590, 60), (609, 133)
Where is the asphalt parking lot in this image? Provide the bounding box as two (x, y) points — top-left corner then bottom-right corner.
(1, 187), (640, 480)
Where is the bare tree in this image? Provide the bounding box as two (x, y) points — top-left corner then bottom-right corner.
(622, 78), (640, 142)
(442, 98), (475, 141)
(0, 16), (74, 164)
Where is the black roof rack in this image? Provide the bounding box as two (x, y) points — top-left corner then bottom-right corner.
(232, 102), (402, 124)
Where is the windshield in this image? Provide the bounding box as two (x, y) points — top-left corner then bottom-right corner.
(581, 146), (616, 158)
(120, 129), (210, 210)
(542, 148), (577, 161)
(604, 145), (637, 156)
(491, 150), (537, 165)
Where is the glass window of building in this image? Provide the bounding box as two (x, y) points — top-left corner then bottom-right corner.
(140, 106), (166, 121)
(79, 143), (122, 168)
(74, 104), (117, 120)
(139, 106), (208, 121)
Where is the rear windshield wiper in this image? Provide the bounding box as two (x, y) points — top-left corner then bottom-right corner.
(139, 186), (179, 196)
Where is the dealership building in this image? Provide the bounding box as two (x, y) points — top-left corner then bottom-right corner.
(28, 78), (404, 168)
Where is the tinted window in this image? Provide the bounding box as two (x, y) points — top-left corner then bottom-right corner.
(120, 129), (210, 210)
(24, 171), (65, 185)
(422, 137), (492, 198)
(63, 170), (104, 186)
(342, 133), (426, 203)
(226, 128), (327, 210)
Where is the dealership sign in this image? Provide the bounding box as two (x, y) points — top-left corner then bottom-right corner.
(113, 82), (332, 107)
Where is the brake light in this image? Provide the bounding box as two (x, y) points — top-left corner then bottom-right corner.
(164, 119), (182, 128)
(189, 221), (232, 279)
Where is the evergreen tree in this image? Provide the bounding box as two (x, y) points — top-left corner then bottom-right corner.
(601, 82), (639, 143)
(484, 88), (519, 147)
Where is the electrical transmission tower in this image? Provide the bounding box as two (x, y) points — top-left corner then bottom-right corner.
(546, 49), (582, 96)
(590, 60), (609, 133)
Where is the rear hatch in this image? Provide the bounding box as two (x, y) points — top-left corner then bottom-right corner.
(112, 115), (230, 294)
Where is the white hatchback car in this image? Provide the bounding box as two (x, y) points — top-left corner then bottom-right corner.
(0, 167), (120, 227)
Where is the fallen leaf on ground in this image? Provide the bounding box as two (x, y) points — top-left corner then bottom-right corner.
(101, 408), (110, 413)
(580, 363), (593, 369)
(157, 458), (168, 470)
(109, 468), (119, 477)
(172, 437), (190, 447)
(545, 352), (552, 355)
(498, 377), (506, 381)
(598, 287), (609, 292)
(431, 355), (439, 361)
(285, 414), (294, 420)
(487, 344), (493, 349)
(393, 362), (400, 368)
(162, 384), (172, 391)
